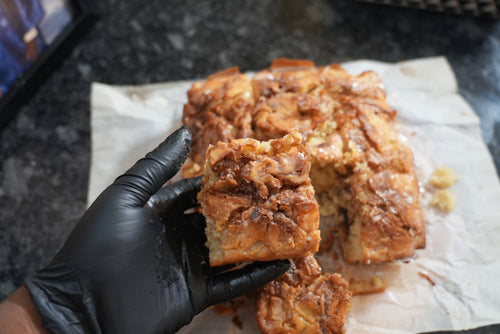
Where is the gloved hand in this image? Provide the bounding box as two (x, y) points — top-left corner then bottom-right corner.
(25, 126), (289, 334)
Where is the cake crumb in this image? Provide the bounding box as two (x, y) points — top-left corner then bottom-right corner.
(232, 316), (243, 330)
(430, 189), (455, 212)
(213, 304), (236, 316)
(429, 166), (458, 189)
(348, 276), (388, 295)
(418, 271), (435, 286)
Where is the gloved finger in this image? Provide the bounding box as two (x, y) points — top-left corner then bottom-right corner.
(112, 126), (191, 206)
(183, 212), (206, 235)
(211, 263), (239, 274)
(165, 212), (208, 268)
(182, 213), (208, 265)
(208, 260), (290, 306)
(150, 176), (203, 213)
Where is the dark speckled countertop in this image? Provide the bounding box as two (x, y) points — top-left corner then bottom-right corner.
(0, 0), (499, 333)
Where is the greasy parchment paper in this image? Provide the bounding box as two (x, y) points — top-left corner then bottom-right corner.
(89, 57), (500, 334)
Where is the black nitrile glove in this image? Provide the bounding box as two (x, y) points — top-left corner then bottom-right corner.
(25, 126), (289, 334)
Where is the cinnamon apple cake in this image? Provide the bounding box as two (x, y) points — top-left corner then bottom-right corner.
(197, 132), (321, 266)
(184, 58), (425, 265)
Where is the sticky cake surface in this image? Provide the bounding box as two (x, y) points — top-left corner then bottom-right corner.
(185, 59), (425, 265)
(198, 132), (321, 266)
(307, 97), (425, 263)
(182, 67), (255, 178)
(256, 255), (352, 334)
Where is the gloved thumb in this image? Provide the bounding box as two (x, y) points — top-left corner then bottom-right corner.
(208, 260), (290, 306)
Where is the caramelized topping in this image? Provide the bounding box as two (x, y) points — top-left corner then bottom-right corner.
(198, 133), (320, 266)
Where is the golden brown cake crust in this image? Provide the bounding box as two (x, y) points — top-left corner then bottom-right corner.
(182, 67), (255, 178)
(256, 256), (352, 334)
(198, 132), (321, 266)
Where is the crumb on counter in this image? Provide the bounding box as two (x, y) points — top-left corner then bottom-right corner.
(430, 189), (455, 212)
(429, 166), (458, 189)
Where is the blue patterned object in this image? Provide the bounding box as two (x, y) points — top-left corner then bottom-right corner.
(0, 0), (45, 95)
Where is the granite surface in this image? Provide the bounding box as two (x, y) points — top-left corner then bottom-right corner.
(0, 0), (499, 332)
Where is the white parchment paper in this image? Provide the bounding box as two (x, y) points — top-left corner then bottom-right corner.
(89, 57), (500, 333)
